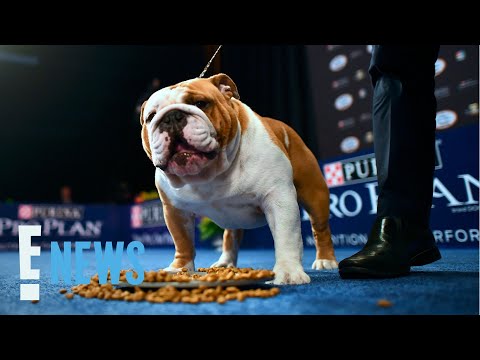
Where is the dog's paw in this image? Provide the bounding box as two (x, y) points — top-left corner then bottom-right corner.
(311, 259), (338, 270)
(163, 260), (195, 272)
(210, 252), (237, 268)
(210, 259), (236, 268)
(272, 263), (310, 285)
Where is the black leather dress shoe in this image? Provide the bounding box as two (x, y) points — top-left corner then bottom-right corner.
(408, 226), (441, 266)
(338, 216), (441, 279)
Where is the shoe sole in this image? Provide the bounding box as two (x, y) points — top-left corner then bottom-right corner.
(339, 266), (410, 279)
(410, 247), (442, 266)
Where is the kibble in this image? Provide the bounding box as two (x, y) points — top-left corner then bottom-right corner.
(68, 267), (279, 304)
(377, 299), (393, 308)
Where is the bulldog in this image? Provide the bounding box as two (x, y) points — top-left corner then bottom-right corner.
(139, 73), (337, 284)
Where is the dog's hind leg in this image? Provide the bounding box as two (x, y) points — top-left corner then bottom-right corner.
(297, 173), (338, 270)
(285, 127), (338, 270)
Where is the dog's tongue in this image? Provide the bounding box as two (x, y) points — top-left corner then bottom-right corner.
(175, 142), (196, 153)
(171, 141), (201, 166)
(168, 139), (212, 176)
(169, 151), (208, 176)
(171, 152), (194, 166)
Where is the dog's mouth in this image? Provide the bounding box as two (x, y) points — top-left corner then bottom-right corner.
(160, 138), (218, 176)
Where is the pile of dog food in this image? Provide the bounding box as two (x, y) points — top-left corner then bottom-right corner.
(62, 267), (279, 304)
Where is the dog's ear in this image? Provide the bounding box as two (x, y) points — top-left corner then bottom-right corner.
(139, 101), (147, 125)
(209, 73), (240, 100)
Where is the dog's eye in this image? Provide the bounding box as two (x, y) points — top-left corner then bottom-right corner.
(194, 101), (208, 109)
(146, 113), (155, 123)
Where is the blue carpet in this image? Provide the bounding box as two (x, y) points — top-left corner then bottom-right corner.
(0, 248), (478, 315)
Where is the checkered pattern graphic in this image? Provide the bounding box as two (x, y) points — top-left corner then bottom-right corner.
(323, 162), (344, 187)
(130, 205), (143, 228)
(18, 205), (33, 220)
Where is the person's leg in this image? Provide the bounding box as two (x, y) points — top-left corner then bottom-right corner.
(372, 45), (438, 225)
(338, 45), (441, 278)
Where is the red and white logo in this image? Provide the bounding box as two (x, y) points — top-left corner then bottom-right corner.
(130, 205), (143, 228)
(323, 162), (345, 187)
(18, 205), (34, 220)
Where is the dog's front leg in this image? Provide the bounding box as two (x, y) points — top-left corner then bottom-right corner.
(263, 186), (310, 285)
(162, 202), (196, 272)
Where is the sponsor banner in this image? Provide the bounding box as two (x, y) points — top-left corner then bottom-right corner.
(128, 201), (219, 249)
(323, 138), (444, 188)
(306, 45), (479, 159)
(129, 201), (174, 247)
(0, 204), (131, 250)
(1, 125), (477, 250)
(313, 125), (479, 248)
(126, 124), (479, 249)
(1, 126), (477, 250)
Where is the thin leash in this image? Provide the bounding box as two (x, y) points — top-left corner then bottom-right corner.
(198, 45), (223, 78)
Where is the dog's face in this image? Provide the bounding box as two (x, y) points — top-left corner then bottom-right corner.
(140, 73), (241, 180)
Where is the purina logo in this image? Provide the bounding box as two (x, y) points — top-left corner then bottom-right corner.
(340, 136), (359, 153)
(130, 205), (143, 228)
(324, 154), (377, 188)
(331, 77), (350, 90)
(18, 205), (84, 220)
(354, 69), (366, 81)
(324, 140), (443, 188)
(334, 94), (353, 111)
(329, 55), (348, 72)
(435, 58), (446, 77)
(465, 103), (479, 116)
(457, 78), (478, 91)
(18, 205), (33, 220)
(455, 50), (466, 61)
(434, 86), (450, 100)
(130, 202), (166, 229)
(436, 110), (457, 130)
(326, 45), (342, 52)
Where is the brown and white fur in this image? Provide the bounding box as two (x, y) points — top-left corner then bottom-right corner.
(140, 73), (337, 285)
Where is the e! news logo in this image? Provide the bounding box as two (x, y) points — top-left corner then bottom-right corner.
(18, 225), (144, 301)
(18, 205), (84, 220)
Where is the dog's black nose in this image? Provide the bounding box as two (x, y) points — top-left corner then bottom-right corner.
(163, 110), (185, 124)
